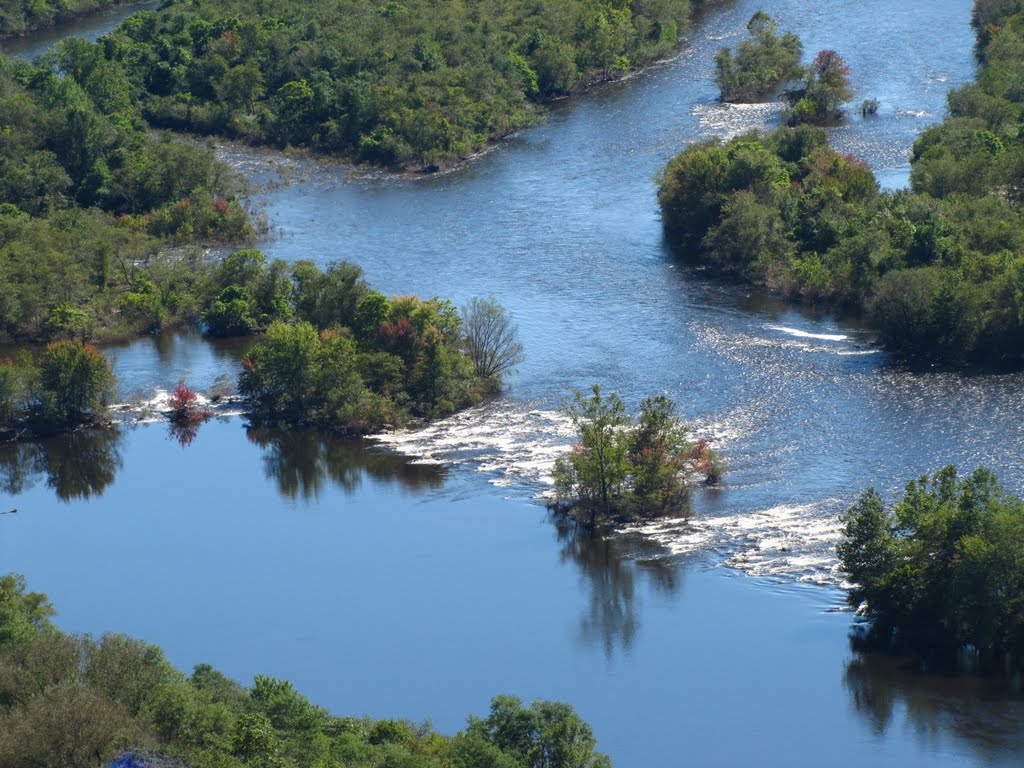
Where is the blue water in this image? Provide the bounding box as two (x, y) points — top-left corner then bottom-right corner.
(6, 1), (1024, 765)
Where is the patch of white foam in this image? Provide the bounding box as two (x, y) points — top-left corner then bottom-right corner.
(692, 101), (784, 140)
(623, 500), (848, 585)
(700, 323), (877, 359)
(111, 388), (246, 423)
(373, 400), (577, 490)
(767, 325), (847, 342)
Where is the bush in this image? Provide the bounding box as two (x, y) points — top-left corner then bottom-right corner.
(34, 340), (116, 427)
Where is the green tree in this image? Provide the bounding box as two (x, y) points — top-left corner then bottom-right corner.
(838, 466), (1024, 663)
(0, 574), (54, 647)
(467, 695), (611, 768)
(554, 385), (631, 526)
(628, 395), (691, 516)
(34, 340), (116, 427)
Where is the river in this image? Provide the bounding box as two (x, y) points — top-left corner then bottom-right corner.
(5, 1), (1024, 766)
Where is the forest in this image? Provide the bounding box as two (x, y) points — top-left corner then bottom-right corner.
(0, 45), (254, 343)
(659, 0), (1024, 366)
(92, 0), (709, 167)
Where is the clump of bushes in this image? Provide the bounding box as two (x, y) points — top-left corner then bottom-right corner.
(215, 253), (523, 432)
(94, 0), (709, 168)
(0, 340), (116, 436)
(783, 49), (854, 125)
(657, 121), (1024, 366)
(714, 12), (802, 102)
(839, 466), (1024, 669)
(552, 386), (722, 527)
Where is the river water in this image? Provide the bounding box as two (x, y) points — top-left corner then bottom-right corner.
(6, 1), (1024, 766)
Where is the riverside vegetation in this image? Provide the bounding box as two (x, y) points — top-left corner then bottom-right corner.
(659, 0), (1024, 366)
(0, 250), (524, 436)
(0, 0), (126, 37)
(839, 466), (1024, 671)
(0, 574), (612, 768)
(0, 249), (524, 436)
(0, 46), (255, 344)
(552, 386), (722, 527)
(89, 0), (715, 168)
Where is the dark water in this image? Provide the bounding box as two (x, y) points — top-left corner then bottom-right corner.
(0, 0), (159, 61)
(6, 1), (1024, 766)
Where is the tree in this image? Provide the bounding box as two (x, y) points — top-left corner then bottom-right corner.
(238, 321), (365, 425)
(467, 695), (611, 768)
(629, 395), (691, 516)
(838, 466), (1024, 664)
(554, 386), (631, 526)
(0, 574), (54, 647)
(460, 296), (524, 387)
(785, 49), (853, 125)
(34, 341), (116, 427)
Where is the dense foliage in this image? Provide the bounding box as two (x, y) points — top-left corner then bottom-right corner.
(714, 12), (801, 102)
(0, 47), (255, 342)
(0, 573), (611, 768)
(0, 340), (116, 435)
(659, 0), (1024, 367)
(552, 386), (721, 526)
(657, 120), (1024, 366)
(782, 49), (852, 125)
(838, 466), (1024, 666)
(0, 0), (125, 37)
(225, 252), (521, 430)
(94, 0), (709, 167)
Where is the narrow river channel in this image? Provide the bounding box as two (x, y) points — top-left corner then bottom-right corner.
(5, 1), (1024, 765)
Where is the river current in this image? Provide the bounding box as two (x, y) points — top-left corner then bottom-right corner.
(6, 1), (1024, 766)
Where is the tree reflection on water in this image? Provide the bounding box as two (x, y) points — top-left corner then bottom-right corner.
(246, 426), (447, 501)
(552, 514), (680, 659)
(844, 634), (1024, 760)
(0, 428), (124, 501)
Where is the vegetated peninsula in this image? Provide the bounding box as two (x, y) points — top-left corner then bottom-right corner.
(659, 1), (1024, 368)
(0, 48), (255, 344)
(0, 0), (126, 38)
(0, 573), (613, 768)
(92, 0), (716, 169)
(839, 465), (1024, 673)
(1, 248), (525, 438)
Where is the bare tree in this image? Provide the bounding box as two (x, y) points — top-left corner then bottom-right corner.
(461, 296), (524, 383)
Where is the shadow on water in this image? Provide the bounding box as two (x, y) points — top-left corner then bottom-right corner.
(246, 426), (447, 501)
(844, 639), (1024, 762)
(0, 428), (123, 501)
(551, 513), (681, 659)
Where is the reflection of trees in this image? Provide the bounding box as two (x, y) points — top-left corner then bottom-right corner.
(552, 515), (680, 658)
(246, 426), (447, 501)
(0, 429), (124, 501)
(844, 637), (1024, 759)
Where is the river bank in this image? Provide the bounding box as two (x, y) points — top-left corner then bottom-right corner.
(6, 1), (1024, 766)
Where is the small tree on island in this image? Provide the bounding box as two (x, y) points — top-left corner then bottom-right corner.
(553, 386), (722, 527)
(785, 49), (853, 125)
(714, 12), (803, 102)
